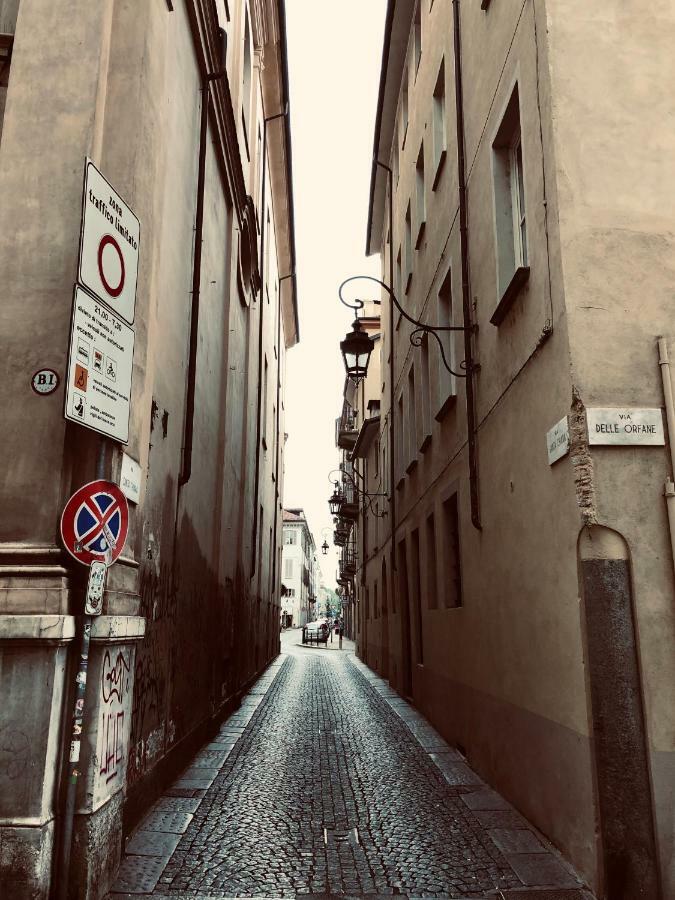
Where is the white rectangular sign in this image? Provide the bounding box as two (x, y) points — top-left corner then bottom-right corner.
(119, 452), (142, 504)
(65, 286), (134, 443)
(547, 415), (570, 465)
(587, 407), (665, 446)
(78, 160), (140, 325)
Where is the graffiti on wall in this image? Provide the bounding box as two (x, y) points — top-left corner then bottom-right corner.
(97, 649), (131, 788)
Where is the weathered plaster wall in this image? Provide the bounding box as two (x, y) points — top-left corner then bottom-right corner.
(545, 1), (675, 893)
(0, 0), (291, 896)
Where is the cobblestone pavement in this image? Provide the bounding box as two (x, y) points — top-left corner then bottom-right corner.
(110, 631), (594, 899)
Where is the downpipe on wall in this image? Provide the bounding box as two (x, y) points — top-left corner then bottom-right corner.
(452, 0), (481, 530)
(250, 106), (289, 580)
(657, 337), (675, 574)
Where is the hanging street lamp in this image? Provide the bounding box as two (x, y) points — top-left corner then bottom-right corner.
(328, 482), (343, 516)
(339, 318), (375, 385)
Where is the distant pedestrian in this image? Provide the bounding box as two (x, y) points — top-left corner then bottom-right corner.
(338, 625), (343, 650)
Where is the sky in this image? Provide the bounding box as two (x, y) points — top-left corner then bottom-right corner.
(283, 0), (387, 591)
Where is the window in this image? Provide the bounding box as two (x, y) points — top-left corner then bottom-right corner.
(284, 530), (297, 546)
(400, 69), (409, 149)
(284, 558), (294, 579)
(382, 558), (388, 615)
(396, 394), (404, 485)
(426, 513), (438, 609)
(404, 203), (412, 293)
(392, 143), (399, 188)
(262, 355), (268, 449)
(443, 493), (462, 608)
(411, 529), (423, 664)
(418, 334), (432, 450)
(432, 59), (447, 188)
(406, 366), (417, 473)
(434, 266), (456, 419)
(286, 588), (295, 598)
(396, 247), (402, 301)
(413, 4), (422, 76)
(415, 143), (426, 248)
(0, 35), (13, 146)
(374, 581), (379, 619)
(491, 83), (529, 323)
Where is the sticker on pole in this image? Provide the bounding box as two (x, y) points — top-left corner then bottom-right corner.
(60, 480), (129, 566)
(78, 159), (140, 325)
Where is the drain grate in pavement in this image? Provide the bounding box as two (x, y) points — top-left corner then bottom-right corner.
(323, 826), (360, 848)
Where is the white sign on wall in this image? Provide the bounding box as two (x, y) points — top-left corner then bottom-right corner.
(587, 408), (665, 446)
(119, 452), (142, 504)
(64, 287), (135, 443)
(78, 160), (140, 325)
(546, 415), (570, 465)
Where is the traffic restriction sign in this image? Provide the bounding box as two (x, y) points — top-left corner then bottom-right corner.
(78, 160), (140, 325)
(60, 480), (129, 566)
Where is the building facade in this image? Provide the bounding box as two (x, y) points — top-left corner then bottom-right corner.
(0, 1), (297, 897)
(336, 1), (675, 897)
(281, 508), (318, 627)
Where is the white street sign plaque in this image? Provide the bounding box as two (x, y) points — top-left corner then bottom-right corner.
(547, 415), (570, 465)
(78, 160), (140, 325)
(119, 452), (142, 504)
(65, 286), (134, 443)
(587, 408), (665, 446)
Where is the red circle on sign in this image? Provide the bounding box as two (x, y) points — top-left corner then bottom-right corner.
(60, 479), (129, 567)
(97, 235), (125, 298)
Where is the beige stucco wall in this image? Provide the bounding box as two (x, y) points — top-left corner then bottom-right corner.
(359, 0), (675, 894)
(544, 1), (675, 892)
(0, 0), (294, 896)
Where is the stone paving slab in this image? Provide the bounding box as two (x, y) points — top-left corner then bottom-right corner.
(125, 831), (182, 858)
(109, 642), (590, 899)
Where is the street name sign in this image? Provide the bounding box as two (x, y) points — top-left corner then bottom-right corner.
(587, 408), (665, 446)
(546, 415), (570, 465)
(65, 286), (135, 443)
(119, 452), (142, 504)
(78, 159), (140, 325)
(60, 479), (129, 566)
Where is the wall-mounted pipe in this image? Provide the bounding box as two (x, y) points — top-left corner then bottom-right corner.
(657, 337), (675, 576)
(452, 0), (481, 530)
(179, 84), (210, 487)
(373, 159), (396, 573)
(251, 106), (289, 579)
(271, 272), (295, 605)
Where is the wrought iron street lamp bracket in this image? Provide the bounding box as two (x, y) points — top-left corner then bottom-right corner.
(338, 274), (477, 379)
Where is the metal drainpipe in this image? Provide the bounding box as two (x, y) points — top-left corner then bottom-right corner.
(452, 0), (481, 530)
(179, 83), (210, 487)
(56, 440), (108, 899)
(373, 158), (396, 573)
(251, 107), (289, 579)
(271, 272), (295, 604)
(657, 337), (675, 574)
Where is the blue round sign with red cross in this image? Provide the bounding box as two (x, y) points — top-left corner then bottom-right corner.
(60, 480), (129, 566)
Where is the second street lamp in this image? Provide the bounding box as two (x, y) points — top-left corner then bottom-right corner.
(328, 482), (343, 516)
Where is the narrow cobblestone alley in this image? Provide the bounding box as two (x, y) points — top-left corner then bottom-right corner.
(110, 634), (593, 900)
